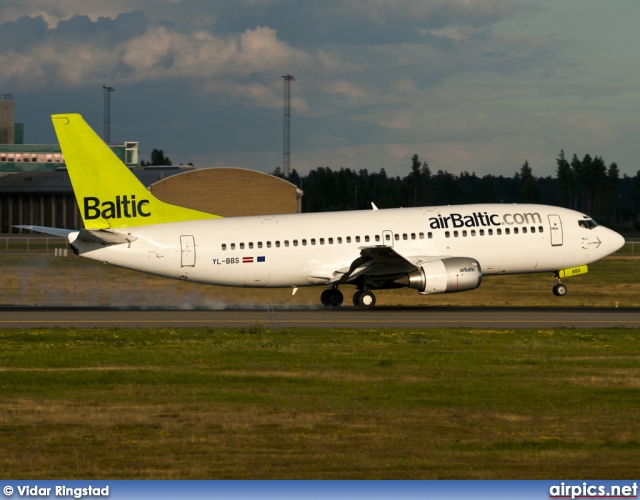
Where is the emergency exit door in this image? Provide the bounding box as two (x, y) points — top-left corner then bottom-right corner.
(548, 215), (563, 246)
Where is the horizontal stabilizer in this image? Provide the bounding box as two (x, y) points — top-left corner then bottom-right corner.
(15, 225), (136, 247)
(14, 225), (74, 238)
(77, 229), (137, 246)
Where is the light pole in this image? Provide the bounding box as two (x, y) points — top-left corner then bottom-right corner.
(102, 85), (115, 143)
(282, 74), (295, 177)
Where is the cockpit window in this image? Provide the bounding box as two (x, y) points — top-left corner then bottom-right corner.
(578, 218), (598, 229)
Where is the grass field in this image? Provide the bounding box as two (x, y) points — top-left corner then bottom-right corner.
(1, 252), (639, 308)
(0, 327), (639, 479)
(1, 252), (638, 479)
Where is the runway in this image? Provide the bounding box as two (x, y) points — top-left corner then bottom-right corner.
(1, 306), (639, 329)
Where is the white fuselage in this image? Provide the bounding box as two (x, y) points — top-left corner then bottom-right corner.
(69, 203), (625, 289)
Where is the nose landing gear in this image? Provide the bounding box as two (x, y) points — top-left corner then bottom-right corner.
(552, 272), (568, 296)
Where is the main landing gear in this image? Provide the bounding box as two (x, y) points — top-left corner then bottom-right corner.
(353, 290), (376, 309)
(552, 272), (568, 297)
(320, 287), (343, 307)
(320, 286), (377, 309)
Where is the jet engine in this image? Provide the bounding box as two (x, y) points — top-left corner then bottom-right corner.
(395, 257), (482, 294)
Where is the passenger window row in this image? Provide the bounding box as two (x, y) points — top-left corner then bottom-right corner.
(221, 231), (430, 251)
(444, 226), (544, 238)
(220, 226), (544, 250)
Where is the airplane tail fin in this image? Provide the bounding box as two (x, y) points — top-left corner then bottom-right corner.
(52, 113), (221, 229)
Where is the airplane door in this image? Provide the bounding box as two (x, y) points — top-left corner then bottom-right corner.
(180, 235), (196, 267)
(382, 230), (394, 247)
(548, 215), (563, 246)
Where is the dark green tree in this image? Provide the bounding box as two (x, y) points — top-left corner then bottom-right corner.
(634, 170), (640, 213)
(632, 170), (640, 230)
(410, 154), (421, 206)
(517, 160), (540, 203)
(420, 161), (432, 206)
(570, 154), (584, 211)
(588, 155), (607, 216)
(603, 162), (620, 222)
(434, 170), (462, 205)
(556, 150), (573, 208)
(480, 175), (498, 203)
(148, 149), (171, 166)
(287, 169), (301, 188)
(408, 154), (432, 206)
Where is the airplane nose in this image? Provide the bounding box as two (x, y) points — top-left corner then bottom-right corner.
(614, 231), (625, 252)
(608, 229), (625, 254)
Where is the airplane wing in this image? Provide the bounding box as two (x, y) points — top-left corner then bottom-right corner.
(309, 245), (449, 285)
(15, 225), (136, 246)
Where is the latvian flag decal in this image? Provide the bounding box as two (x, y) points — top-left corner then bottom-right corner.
(243, 256), (266, 263)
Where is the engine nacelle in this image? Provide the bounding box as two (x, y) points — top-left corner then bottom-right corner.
(400, 257), (482, 294)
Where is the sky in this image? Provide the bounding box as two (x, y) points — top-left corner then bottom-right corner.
(1, 0), (639, 179)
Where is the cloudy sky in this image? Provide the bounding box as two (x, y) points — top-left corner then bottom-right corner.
(1, 0), (639, 178)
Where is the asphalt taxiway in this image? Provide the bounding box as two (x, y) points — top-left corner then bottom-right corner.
(1, 307), (639, 329)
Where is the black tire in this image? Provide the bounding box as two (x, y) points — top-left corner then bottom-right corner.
(553, 283), (568, 297)
(328, 289), (344, 307)
(355, 291), (376, 309)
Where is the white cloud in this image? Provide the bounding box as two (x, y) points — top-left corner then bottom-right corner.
(0, 0), (143, 27)
(333, 0), (522, 26)
(0, 20), (314, 91)
(321, 80), (373, 107)
(199, 80), (311, 112)
(124, 24), (310, 82)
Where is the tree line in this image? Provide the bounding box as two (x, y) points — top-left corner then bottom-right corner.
(272, 152), (640, 232)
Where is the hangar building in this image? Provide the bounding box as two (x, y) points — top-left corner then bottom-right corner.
(150, 168), (302, 217)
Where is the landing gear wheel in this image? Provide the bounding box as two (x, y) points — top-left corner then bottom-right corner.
(321, 289), (343, 308)
(552, 283), (568, 297)
(354, 290), (376, 309)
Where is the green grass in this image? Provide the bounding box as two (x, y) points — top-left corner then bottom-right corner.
(1, 327), (639, 478)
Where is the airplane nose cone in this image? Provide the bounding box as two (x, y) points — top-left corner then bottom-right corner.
(604, 228), (625, 255)
(613, 231), (625, 253)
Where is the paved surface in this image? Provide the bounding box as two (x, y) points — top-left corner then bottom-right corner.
(1, 307), (639, 329)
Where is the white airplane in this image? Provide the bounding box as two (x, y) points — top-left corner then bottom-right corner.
(19, 114), (625, 309)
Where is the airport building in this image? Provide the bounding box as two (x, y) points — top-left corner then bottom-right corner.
(150, 168), (302, 217)
(0, 95), (139, 172)
(0, 94), (18, 145)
